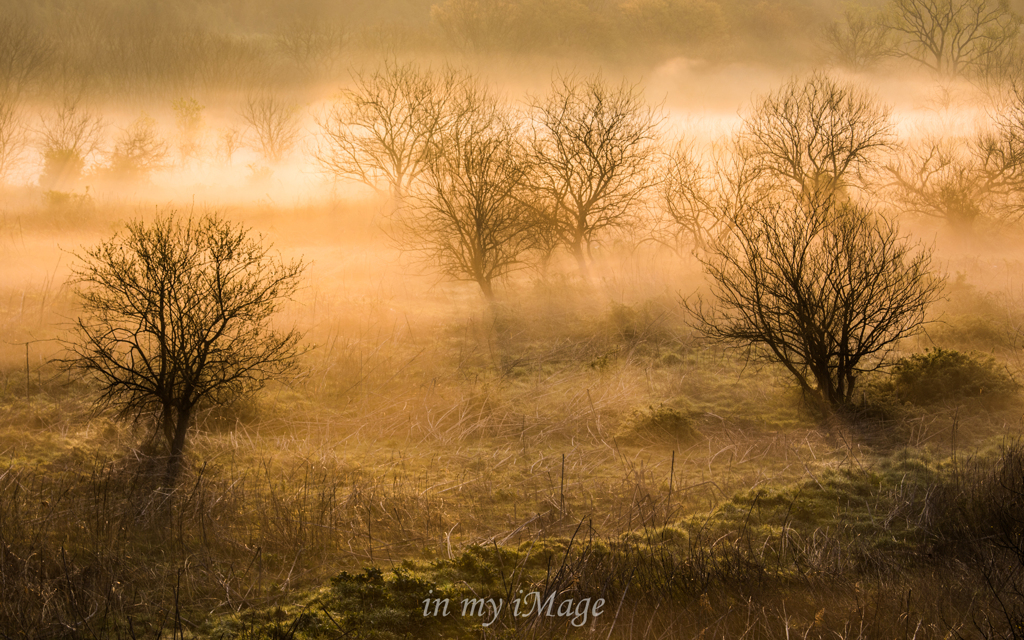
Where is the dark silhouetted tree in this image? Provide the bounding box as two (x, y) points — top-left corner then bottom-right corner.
(63, 213), (306, 481)
(886, 133), (1024, 229)
(691, 199), (943, 409)
(886, 86), (1024, 230)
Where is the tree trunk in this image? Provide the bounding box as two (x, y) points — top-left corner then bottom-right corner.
(160, 404), (174, 444)
(166, 403), (192, 483)
(488, 296), (515, 373)
(812, 367), (841, 410)
(390, 185), (406, 218)
(570, 242), (591, 281)
(477, 277), (495, 302)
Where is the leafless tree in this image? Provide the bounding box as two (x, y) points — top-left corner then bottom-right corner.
(0, 92), (26, 185)
(312, 60), (459, 204)
(240, 94), (300, 163)
(691, 199), (944, 409)
(276, 18), (347, 76)
(885, 81), (1024, 229)
(739, 73), (895, 210)
(38, 96), (104, 191)
(659, 135), (788, 254)
(824, 6), (898, 70)
(884, 0), (1022, 76)
(0, 17), (52, 96)
(658, 138), (717, 252)
(62, 213), (306, 481)
(218, 126), (242, 165)
(407, 84), (537, 301)
(530, 72), (661, 278)
(886, 131), (1024, 229)
(106, 114), (169, 182)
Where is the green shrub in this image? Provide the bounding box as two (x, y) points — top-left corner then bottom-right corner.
(890, 348), (1018, 405)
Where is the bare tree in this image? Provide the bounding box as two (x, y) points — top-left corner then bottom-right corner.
(691, 199), (944, 409)
(0, 92), (25, 185)
(0, 17), (52, 96)
(240, 94), (300, 163)
(38, 96), (104, 191)
(658, 138), (717, 252)
(105, 114), (169, 183)
(659, 135), (788, 254)
(313, 60), (459, 204)
(886, 131), (1024, 229)
(218, 126), (242, 165)
(824, 6), (898, 70)
(884, 0), (1022, 76)
(276, 17), (347, 76)
(530, 72), (661, 278)
(739, 73), (895, 209)
(62, 213), (306, 481)
(885, 82), (1024, 229)
(407, 84), (537, 301)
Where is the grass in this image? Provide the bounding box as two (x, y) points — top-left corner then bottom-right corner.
(0, 196), (1023, 638)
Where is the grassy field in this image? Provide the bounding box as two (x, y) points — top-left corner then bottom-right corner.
(0, 188), (1022, 639)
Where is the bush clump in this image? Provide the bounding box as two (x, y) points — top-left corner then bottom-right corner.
(606, 301), (672, 349)
(889, 348), (1018, 405)
(621, 404), (701, 445)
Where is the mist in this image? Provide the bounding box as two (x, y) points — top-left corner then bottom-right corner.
(2, 0), (1024, 638)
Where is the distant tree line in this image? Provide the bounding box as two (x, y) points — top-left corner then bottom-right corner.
(2, 0), (1021, 107)
(825, 0), (1024, 79)
(0, 0), (839, 101)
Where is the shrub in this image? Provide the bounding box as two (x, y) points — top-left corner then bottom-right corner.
(621, 404), (701, 444)
(890, 348), (1018, 405)
(43, 189), (93, 214)
(38, 97), (103, 191)
(105, 114), (168, 182)
(606, 301), (672, 349)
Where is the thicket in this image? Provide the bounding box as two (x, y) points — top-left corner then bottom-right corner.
(0, 0), (838, 101)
